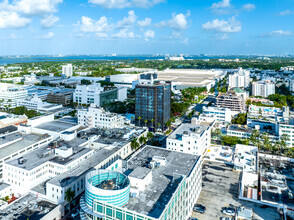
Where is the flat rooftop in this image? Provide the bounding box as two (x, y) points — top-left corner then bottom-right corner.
(35, 118), (78, 132)
(0, 193), (57, 219)
(157, 69), (226, 86)
(0, 133), (49, 161)
(168, 123), (208, 140)
(83, 127), (145, 148)
(48, 146), (120, 187)
(125, 146), (200, 218)
(6, 142), (92, 170)
(259, 155), (294, 207)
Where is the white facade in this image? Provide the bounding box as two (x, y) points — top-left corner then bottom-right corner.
(74, 83), (127, 106)
(201, 106), (232, 123)
(2, 145), (95, 196)
(62, 64), (73, 77)
(229, 68), (250, 88)
(167, 124), (211, 155)
(17, 95), (62, 112)
(117, 87), (128, 101)
(0, 83), (28, 108)
(78, 105), (125, 128)
(74, 83), (104, 106)
(252, 80), (275, 97)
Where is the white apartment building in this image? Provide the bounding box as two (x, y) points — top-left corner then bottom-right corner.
(0, 83), (28, 108)
(201, 106), (232, 123)
(229, 68), (250, 88)
(62, 64), (73, 77)
(252, 80), (275, 97)
(78, 104), (125, 128)
(167, 123), (211, 155)
(2, 140), (95, 196)
(74, 83), (127, 107)
(0, 131), (52, 176)
(17, 95), (63, 112)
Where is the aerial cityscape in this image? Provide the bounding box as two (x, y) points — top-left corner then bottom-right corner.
(0, 0), (294, 220)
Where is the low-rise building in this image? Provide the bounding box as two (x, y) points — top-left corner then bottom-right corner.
(0, 113), (28, 128)
(0, 83), (28, 108)
(17, 95), (63, 113)
(201, 106), (232, 123)
(167, 122), (211, 155)
(78, 104), (124, 128)
(0, 131), (52, 176)
(80, 145), (203, 220)
(47, 90), (73, 105)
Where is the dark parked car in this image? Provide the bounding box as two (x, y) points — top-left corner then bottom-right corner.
(193, 206), (205, 214)
(194, 204), (206, 210)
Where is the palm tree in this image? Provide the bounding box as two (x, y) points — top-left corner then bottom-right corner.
(151, 118), (154, 128)
(139, 135), (147, 145)
(250, 129), (260, 147)
(137, 116), (142, 127)
(131, 116), (134, 123)
(165, 120), (171, 131)
(147, 132), (153, 140)
(157, 122), (161, 131)
(144, 119), (148, 127)
(280, 134), (289, 153)
(65, 187), (75, 203)
(130, 138), (139, 150)
(261, 132), (271, 152)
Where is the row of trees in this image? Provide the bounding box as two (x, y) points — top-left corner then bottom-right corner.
(130, 132), (154, 150)
(213, 128), (294, 157)
(134, 116), (172, 130)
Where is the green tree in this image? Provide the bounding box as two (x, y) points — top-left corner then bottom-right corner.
(64, 187), (75, 203)
(131, 138), (140, 150)
(151, 118), (154, 128)
(137, 116), (142, 127)
(139, 135), (147, 145)
(144, 119), (148, 127)
(165, 120), (171, 130)
(147, 132), (154, 140)
(250, 129), (260, 147)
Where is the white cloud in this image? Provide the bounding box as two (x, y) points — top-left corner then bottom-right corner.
(88, 0), (164, 9)
(279, 10), (294, 16)
(0, 11), (31, 28)
(242, 4), (255, 12)
(202, 16), (241, 33)
(263, 30), (293, 37)
(137, 18), (151, 27)
(41, 31), (54, 39)
(216, 33), (229, 40)
(0, 0), (63, 15)
(112, 28), (137, 39)
(117, 10), (137, 28)
(157, 11), (190, 30)
(211, 0), (230, 9)
(41, 14), (59, 28)
(144, 29), (154, 41)
(78, 16), (111, 33)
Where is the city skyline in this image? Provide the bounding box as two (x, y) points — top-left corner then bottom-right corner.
(0, 0), (293, 55)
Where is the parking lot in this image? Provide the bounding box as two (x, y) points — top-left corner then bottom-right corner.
(193, 161), (282, 220)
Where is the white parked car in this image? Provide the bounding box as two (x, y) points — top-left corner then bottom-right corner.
(222, 208), (235, 216)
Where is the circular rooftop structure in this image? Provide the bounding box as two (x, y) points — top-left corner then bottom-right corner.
(85, 170), (130, 208)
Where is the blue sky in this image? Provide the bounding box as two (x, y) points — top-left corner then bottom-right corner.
(0, 0), (293, 55)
